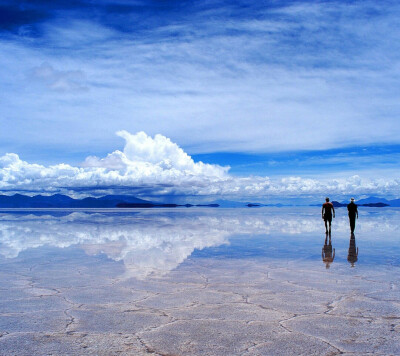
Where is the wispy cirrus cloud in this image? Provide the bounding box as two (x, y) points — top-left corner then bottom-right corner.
(29, 62), (88, 92)
(0, 0), (400, 162)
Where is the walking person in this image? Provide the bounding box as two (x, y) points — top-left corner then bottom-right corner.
(347, 198), (358, 233)
(322, 197), (335, 234)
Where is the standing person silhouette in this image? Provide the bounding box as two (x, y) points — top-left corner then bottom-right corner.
(347, 198), (358, 233)
(322, 197), (335, 234)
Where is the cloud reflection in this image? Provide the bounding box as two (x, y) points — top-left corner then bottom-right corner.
(0, 209), (399, 278)
(0, 211), (231, 279)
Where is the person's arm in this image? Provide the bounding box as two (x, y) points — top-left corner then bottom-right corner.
(321, 206), (324, 219)
(332, 205), (335, 218)
(356, 206), (358, 219)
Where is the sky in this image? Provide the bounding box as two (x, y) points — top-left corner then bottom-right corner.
(1, 0), (400, 203)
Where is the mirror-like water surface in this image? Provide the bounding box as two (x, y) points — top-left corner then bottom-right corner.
(0, 207), (399, 355)
(1, 207), (399, 276)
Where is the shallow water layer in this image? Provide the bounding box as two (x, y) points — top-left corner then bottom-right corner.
(0, 207), (399, 355)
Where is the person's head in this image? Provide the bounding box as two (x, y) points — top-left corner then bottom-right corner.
(325, 197), (329, 202)
(351, 197), (355, 202)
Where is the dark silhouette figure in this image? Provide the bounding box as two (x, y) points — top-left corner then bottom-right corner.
(322, 197), (335, 233)
(347, 198), (358, 233)
(347, 233), (358, 267)
(322, 232), (335, 269)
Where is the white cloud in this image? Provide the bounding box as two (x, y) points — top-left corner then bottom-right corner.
(1, 131), (400, 199)
(83, 130), (228, 177)
(0, 131), (229, 195)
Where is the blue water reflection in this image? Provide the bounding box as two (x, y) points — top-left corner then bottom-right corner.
(0, 207), (399, 278)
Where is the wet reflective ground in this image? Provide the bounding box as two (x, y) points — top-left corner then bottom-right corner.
(0, 207), (399, 355)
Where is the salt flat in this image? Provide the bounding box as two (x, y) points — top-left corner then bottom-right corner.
(0, 207), (399, 355)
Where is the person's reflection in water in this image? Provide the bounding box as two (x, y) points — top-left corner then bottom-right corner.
(347, 233), (359, 267)
(322, 232), (335, 269)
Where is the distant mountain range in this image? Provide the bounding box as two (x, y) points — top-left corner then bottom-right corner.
(332, 201), (390, 207)
(330, 196), (397, 207)
(0, 193), (398, 208)
(352, 196), (391, 205)
(0, 194), (151, 208)
(207, 199), (268, 208)
(0, 194), (265, 208)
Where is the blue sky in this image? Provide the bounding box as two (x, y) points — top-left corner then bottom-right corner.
(1, 0), (400, 202)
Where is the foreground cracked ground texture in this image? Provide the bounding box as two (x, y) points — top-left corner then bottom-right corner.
(0, 252), (399, 356)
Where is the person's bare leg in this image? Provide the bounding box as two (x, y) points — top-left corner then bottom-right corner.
(324, 221), (328, 233)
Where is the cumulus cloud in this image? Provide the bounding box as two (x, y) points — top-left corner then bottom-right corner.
(0, 131), (229, 196)
(1, 131), (400, 200)
(83, 130), (228, 177)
